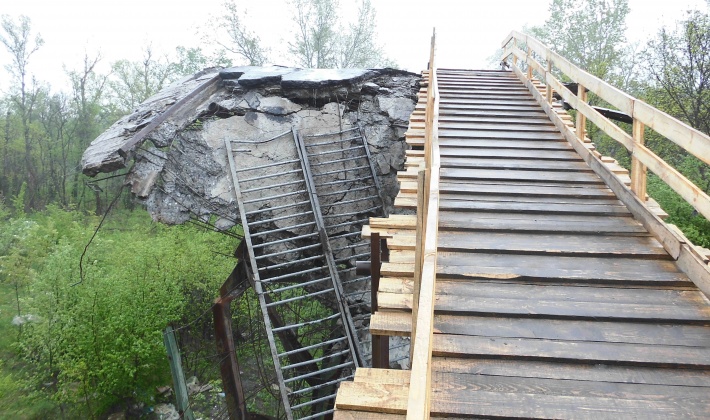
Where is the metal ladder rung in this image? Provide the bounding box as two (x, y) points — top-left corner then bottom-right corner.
(326, 218), (369, 231)
(313, 164), (370, 177)
(268, 276), (331, 295)
(251, 231), (319, 249)
(303, 126), (358, 138)
(318, 185), (372, 197)
(272, 313), (343, 333)
(308, 144), (365, 157)
(255, 243), (321, 260)
(291, 393), (337, 410)
(345, 290), (369, 299)
(262, 266), (329, 284)
(323, 206), (381, 219)
(264, 287), (335, 307)
(283, 360), (354, 384)
(240, 168), (303, 183)
(250, 221), (316, 238)
(317, 176), (372, 188)
(310, 155), (364, 167)
(279, 336), (348, 357)
(299, 409), (336, 420)
(289, 375), (354, 397)
(282, 348), (351, 371)
(249, 210), (314, 227)
(342, 276), (369, 286)
(335, 252), (370, 264)
(235, 158), (300, 172)
(242, 189), (306, 204)
(245, 200), (310, 216)
(258, 254), (325, 271)
(240, 178), (304, 194)
(323, 195), (380, 208)
(305, 134), (361, 146)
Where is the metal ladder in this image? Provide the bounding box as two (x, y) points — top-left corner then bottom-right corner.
(225, 129), (361, 419)
(296, 127), (389, 366)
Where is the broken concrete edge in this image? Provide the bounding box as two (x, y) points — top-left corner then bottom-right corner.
(81, 66), (420, 178)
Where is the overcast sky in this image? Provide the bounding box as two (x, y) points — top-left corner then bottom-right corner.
(0, 0), (707, 92)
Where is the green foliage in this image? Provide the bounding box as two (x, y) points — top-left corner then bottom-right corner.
(647, 175), (710, 247)
(0, 208), (238, 417)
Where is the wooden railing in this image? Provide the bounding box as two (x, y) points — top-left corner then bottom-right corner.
(502, 30), (710, 296)
(502, 30), (710, 222)
(406, 28), (440, 420)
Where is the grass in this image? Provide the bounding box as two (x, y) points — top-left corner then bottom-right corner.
(0, 282), (59, 419)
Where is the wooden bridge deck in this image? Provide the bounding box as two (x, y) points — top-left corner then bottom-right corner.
(333, 69), (710, 418)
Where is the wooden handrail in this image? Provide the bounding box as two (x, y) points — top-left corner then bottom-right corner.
(501, 30), (710, 222)
(407, 28), (440, 420)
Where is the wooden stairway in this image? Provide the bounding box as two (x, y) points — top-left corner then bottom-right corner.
(333, 69), (710, 418)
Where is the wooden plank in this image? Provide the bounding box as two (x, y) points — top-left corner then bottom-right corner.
(438, 147), (581, 160)
(441, 168), (604, 184)
(438, 115), (555, 125)
(439, 180), (613, 197)
(372, 310), (710, 347)
(439, 129), (565, 141)
(440, 156), (592, 171)
(436, 200), (630, 216)
(439, 138), (572, 150)
(435, 252), (690, 284)
(441, 192), (622, 205)
(433, 334), (710, 367)
(433, 357), (710, 387)
(436, 231), (668, 258)
(438, 211), (648, 235)
(336, 380), (709, 419)
(438, 122), (560, 132)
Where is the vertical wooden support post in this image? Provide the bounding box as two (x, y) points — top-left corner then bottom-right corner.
(631, 119), (648, 201)
(512, 38), (518, 67)
(370, 232), (390, 369)
(410, 170), (426, 361)
(214, 298), (248, 420)
(545, 57), (552, 104)
(526, 46), (533, 80)
(164, 326), (196, 420)
(576, 84), (587, 141)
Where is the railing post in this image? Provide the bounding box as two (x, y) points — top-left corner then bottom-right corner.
(576, 84), (587, 141)
(545, 56), (552, 104)
(526, 46), (533, 80)
(631, 119), (647, 201)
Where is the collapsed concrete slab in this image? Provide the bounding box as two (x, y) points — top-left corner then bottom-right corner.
(83, 66), (419, 229)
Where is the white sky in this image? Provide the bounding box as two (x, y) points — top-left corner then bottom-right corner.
(0, 0), (707, 92)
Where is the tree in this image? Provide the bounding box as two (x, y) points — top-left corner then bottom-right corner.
(644, 10), (710, 134)
(288, 0), (391, 68)
(109, 45), (175, 112)
(0, 15), (44, 209)
(215, 1), (269, 66)
(529, 0), (630, 81)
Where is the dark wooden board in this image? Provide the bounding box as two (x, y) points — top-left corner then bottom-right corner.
(433, 334), (710, 367)
(441, 168), (603, 184)
(439, 139), (572, 150)
(439, 129), (566, 141)
(437, 231), (668, 258)
(439, 122), (561, 132)
(438, 211), (648, 235)
(440, 157), (592, 171)
(438, 147), (581, 160)
(432, 358), (710, 387)
(427, 314), (710, 347)
(440, 104), (553, 112)
(436, 252), (690, 284)
(441, 192), (620, 205)
(440, 98), (539, 106)
(438, 200), (628, 215)
(438, 115), (556, 125)
(439, 180), (612, 196)
(438, 109), (548, 119)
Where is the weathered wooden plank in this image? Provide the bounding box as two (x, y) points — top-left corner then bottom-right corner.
(336, 380), (709, 419)
(441, 168), (604, 184)
(438, 147), (581, 160)
(436, 252), (690, 284)
(440, 156), (592, 171)
(439, 122), (560, 132)
(438, 211), (648, 234)
(438, 109), (548, 119)
(436, 231), (668, 258)
(439, 180), (612, 197)
(372, 310), (710, 347)
(432, 358), (710, 387)
(439, 129), (565, 141)
(439, 138), (572, 151)
(436, 199), (630, 215)
(441, 192), (621, 205)
(438, 115), (555, 125)
(434, 334), (710, 367)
